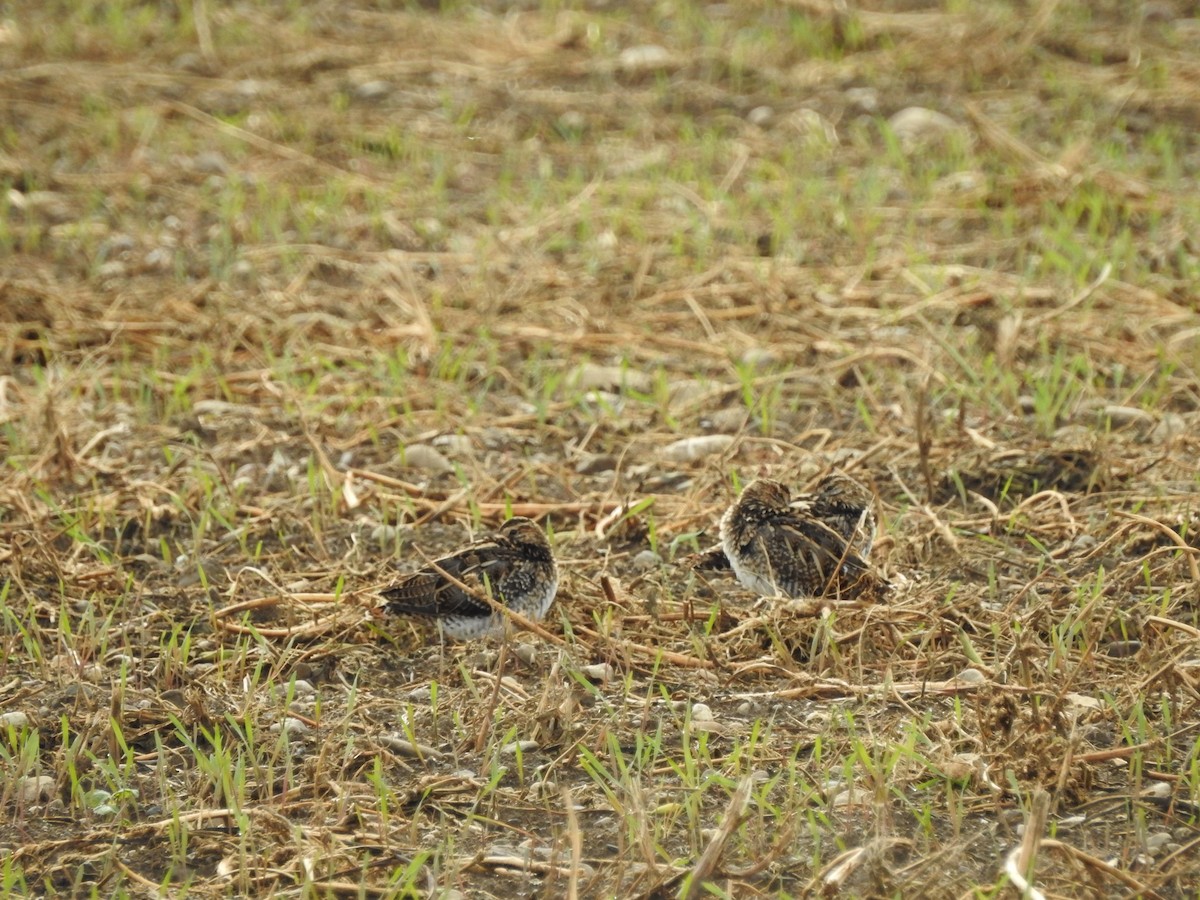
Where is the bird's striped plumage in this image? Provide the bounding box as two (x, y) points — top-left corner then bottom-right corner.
(381, 517), (558, 640)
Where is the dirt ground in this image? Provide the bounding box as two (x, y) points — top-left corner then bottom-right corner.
(2, 0), (1200, 897)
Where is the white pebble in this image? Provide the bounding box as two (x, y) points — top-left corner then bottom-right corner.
(501, 740), (539, 755)
(1150, 413), (1186, 442)
(618, 45), (671, 71)
(20, 775), (55, 804)
(888, 107), (963, 150)
(662, 434), (734, 462)
(289, 679), (316, 697)
(1142, 781), (1172, 799)
(747, 106), (773, 126)
(270, 717), (310, 740)
(0, 711), (30, 729)
(512, 644), (538, 666)
(579, 663), (615, 682)
(631, 550), (662, 572)
(353, 80), (392, 101)
(1146, 832), (1171, 853)
(400, 443), (455, 474)
(431, 434), (475, 456)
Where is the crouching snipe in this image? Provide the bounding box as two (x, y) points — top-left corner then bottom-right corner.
(382, 517), (558, 640)
(718, 476), (879, 599)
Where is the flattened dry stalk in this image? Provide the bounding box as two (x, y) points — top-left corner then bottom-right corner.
(682, 776), (753, 900)
(915, 375), (935, 502)
(1004, 790), (1050, 900)
(473, 638), (508, 753)
(561, 785), (583, 900)
(573, 622), (714, 670)
(213, 591), (364, 639)
(1115, 510), (1200, 583)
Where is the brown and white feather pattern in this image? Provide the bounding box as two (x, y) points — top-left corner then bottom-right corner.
(797, 472), (877, 558)
(719, 478), (872, 598)
(381, 517), (558, 640)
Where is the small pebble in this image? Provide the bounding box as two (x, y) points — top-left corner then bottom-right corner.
(662, 434), (734, 462)
(845, 87), (879, 114)
(831, 788), (863, 808)
(378, 735), (441, 759)
(933, 170), (986, 196)
(747, 106), (773, 126)
(941, 754), (976, 782)
(400, 443), (455, 474)
(740, 347), (779, 370)
(289, 679), (316, 697)
(431, 434), (474, 456)
(1150, 413), (1186, 442)
(270, 717), (310, 740)
(1142, 781), (1172, 799)
(583, 390), (625, 414)
(172, 52), (207, 73)
(579, 663), (615, 682)
(1145, 832), (1171, 853)
(144, 247), (172, 270)
(630, 550), (662, 573)
(98, 233), (136, 259)
(888, 107), (963, 150)
(954, 667), (987, 684)
(690, 703), (714, 723)
(20, 775), (55, 804)
(530, 778), (558, 797)
(618, 44), (671, 71)
(1070, 534), (1099, 552)
(572, 363), (653, 393)
(701, 409), (753, 433)
(558, 110), (586, 133)
(501, 740), (539, 755)
(0, 711), (30, 729)
(192, 151), (228, 174)
(353, 80), (392, 102)
(512, 644), (538, 666)
(371, 523), (406, 545)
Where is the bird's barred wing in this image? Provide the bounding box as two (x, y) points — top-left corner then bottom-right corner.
(382, 543), (514, 617)
(774, 514), (882, 600)
(775, 515), (868, 576)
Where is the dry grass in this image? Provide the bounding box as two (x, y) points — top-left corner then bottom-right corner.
(2, 0), (1200, 897)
